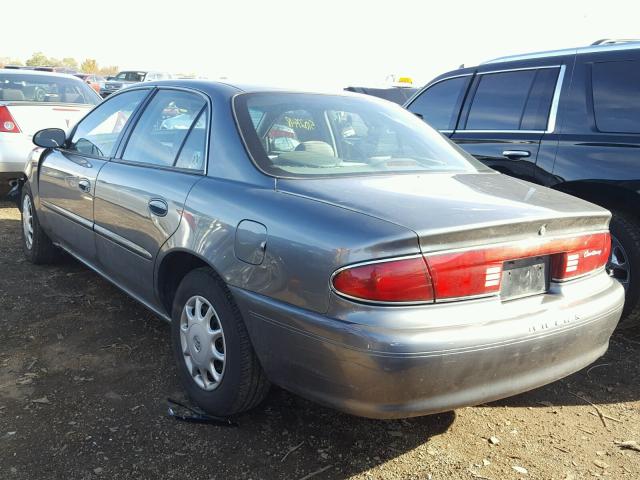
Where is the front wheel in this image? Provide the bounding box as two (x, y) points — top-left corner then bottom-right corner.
(170, 268), (270, 416)
(21, 186), (59, 264)
(608, 211), (640, 328)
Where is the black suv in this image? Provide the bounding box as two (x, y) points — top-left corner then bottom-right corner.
(406, 40), (640, 326)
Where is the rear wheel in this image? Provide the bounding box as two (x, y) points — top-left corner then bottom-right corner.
(608, 211), (640, 328)
(170, 268), (270, 415)
(21, 186), (58, 264)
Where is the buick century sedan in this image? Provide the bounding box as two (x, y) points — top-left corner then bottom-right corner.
(18, 80), (624, 418)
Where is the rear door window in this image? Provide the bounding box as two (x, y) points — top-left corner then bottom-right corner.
(465, 68), (558, 131)
(407, 76), (470, 130)
(592, 60), (640, 133)
(122, 89), (207, 170)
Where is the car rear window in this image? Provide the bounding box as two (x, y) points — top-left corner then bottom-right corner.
(234, 92), (487, 178)
(0, 73), (100, 104)
(592, 60), (640, 134)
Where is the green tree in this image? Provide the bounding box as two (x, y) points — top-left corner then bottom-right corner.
(61, 57), (79, 70)
(81, 58), (99, 73)
(25, 51), (50, 67)
(0, 57), (23, 67)
(99, 65), (119, 76)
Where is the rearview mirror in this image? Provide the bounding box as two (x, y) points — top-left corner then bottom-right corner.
(33, 128), (66, 148)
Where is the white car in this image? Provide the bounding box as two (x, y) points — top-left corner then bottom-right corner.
(0, 69), (101, 195)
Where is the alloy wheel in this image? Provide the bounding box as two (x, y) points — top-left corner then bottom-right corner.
(608, 234), (630, 290)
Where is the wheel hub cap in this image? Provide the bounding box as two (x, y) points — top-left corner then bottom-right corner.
(22, 195), (34, 250)
(179, 295), (226, 391)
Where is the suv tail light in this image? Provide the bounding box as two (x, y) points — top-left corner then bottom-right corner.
(331, 232), (610, 304)
(0, 106), (20, 133)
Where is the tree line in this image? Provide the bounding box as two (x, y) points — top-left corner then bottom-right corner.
(0, 52), (119, 76)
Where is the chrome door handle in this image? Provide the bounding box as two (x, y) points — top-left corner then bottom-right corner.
(78, 178), (91, 192)
(502, 150), (531, 159)
(148, 199), (168, 217)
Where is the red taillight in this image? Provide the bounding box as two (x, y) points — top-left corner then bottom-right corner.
(551, 232), (610, 280)
(332, 257), (434, 303)
(0, 106), (20, 133)
(332, 232), (610, 304)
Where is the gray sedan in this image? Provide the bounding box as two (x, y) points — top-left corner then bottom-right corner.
(19, 80), (623, 419)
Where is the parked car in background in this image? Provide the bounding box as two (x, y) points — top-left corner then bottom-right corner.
(32, 66), (79, 75)
(100, 70), (171, 97)
(75, 73), (106, 93)
(345, 77), (418, 105)
(18, 81), (622, 419)
(406, 39), (640, 327)
(0, 69), (100, 195)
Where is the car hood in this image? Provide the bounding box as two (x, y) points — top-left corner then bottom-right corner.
(277, 172), (611, 252)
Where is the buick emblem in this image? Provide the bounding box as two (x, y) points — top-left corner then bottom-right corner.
(193, 336), (202, 353)
(538, 224), (547, 236)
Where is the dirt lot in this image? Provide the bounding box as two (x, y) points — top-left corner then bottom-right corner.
(0, 200), (639, 480)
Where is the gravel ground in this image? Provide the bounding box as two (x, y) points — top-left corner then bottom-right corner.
(1, 200), (639, 480)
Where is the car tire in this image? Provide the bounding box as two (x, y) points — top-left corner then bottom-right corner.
(170, 267), (270, 416)
(608, 211), (640, 328)
(21, 185), (59, 264)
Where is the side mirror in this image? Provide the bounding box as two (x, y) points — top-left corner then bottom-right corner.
(33, 128), (66, 148)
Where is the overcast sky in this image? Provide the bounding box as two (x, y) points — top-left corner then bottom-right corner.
(7, 0), (639, 90)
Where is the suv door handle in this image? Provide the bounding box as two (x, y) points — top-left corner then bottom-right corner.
(502, 150), (531, 159)
(148, 199), (168, 217)
(78, 178), (91, 192)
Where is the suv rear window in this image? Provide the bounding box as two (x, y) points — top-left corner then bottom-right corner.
(407, 76), (469, 130)
(592, 60), (640, 134)
(465, 68), (558, 131)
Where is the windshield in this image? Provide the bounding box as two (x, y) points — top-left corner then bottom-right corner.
(234, 92), (487, 178)
(115, 71), (146, 82)
(0, 73), (100, 105)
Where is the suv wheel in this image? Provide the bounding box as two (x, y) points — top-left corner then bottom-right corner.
(21, 186), (59, 264)
(608, 211), (640, 327)
(170, 267), (270, 416)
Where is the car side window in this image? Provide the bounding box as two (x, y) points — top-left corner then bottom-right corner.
(464, 69), (558, 131)
(69, 89), (148, 158)
(407, 76), (469, 130)
(174, 107), (208, 170)
(122, 89), (207, 169)
(592, 60), (640, 134)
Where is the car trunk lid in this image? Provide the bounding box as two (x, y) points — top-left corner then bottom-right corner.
(2, 102), (92, 136)
(277, 172), (610, 253)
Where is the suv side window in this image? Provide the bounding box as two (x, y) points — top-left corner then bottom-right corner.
(407, 76), (469, 130)
(122, 89), (207, 169)
(592, 60), (640, 134)
(465, 68), (558, 131)
(69, 89), (148, 158)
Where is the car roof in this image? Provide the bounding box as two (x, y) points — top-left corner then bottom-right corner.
(482, 40), (640, 65)
(0, 68), (84, 81)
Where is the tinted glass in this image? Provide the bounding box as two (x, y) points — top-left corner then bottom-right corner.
(520, 68), (559, 131)
(0, 73), (100, 104)
(115, 71), (146, 82)
(122, 90), (206, 168)
(234, 93), (487, 178)
(592, 60), (640, 134)
(69, 89), (148, 158)
(407, 77), (468, 130)
(466, 70), (536, 130)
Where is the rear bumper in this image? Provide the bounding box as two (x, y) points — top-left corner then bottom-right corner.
(232, 272), (624, 419)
